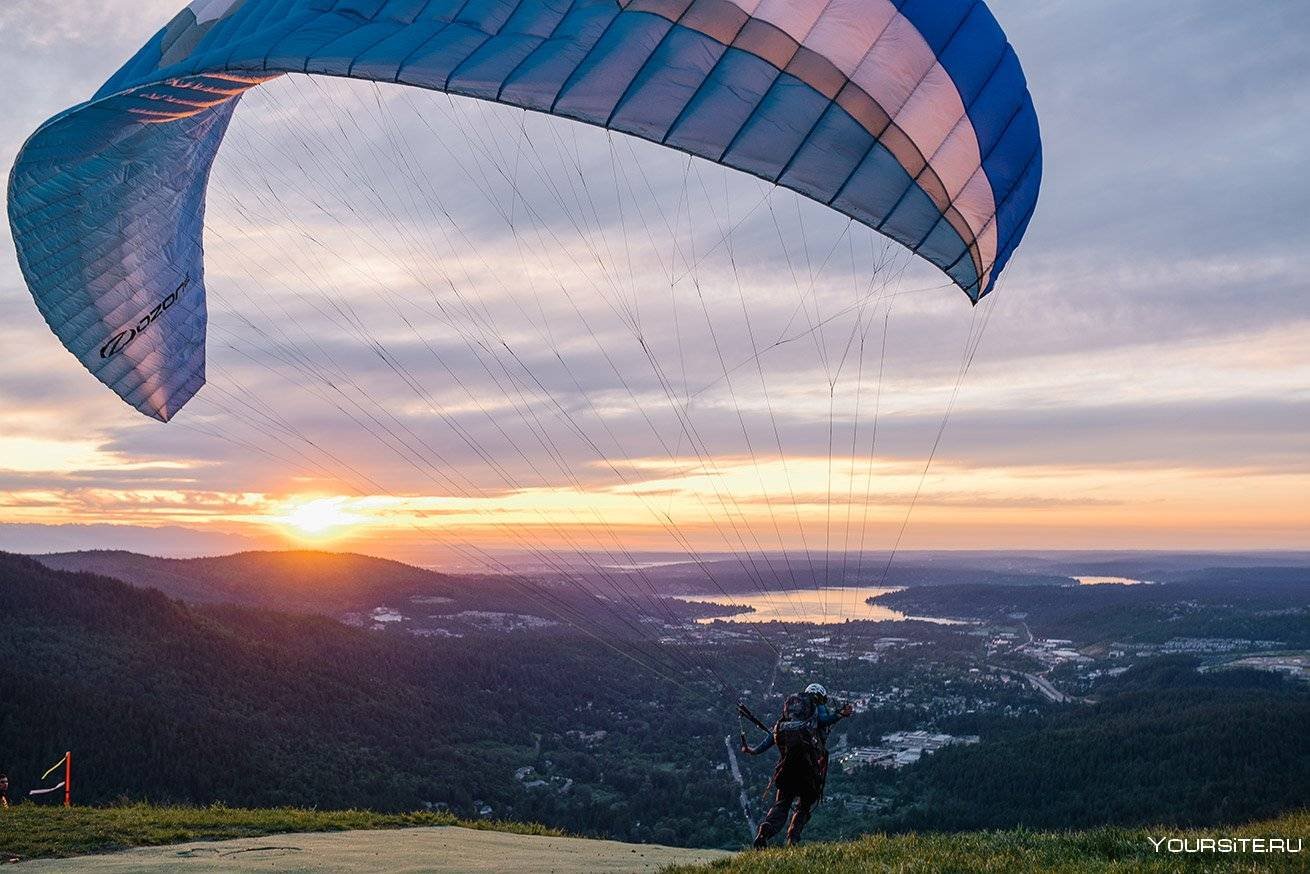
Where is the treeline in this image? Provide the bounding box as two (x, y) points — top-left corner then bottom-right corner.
(3, 551), (1307, 849)
(33, 549), (741, 631)
(872, 570), (1310, 645)
(0, 553), (762, 847)
(882, 658), (1310, 831)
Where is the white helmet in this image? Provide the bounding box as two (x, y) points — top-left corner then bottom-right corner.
(804, 683), (828, 700)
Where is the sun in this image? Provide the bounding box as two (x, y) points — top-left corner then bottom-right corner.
(280, 497), (364, 538)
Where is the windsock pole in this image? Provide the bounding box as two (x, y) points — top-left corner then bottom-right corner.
(31, 753), (72, 804)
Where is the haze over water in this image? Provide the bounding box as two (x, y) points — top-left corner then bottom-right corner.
(676, 586), (964, 625)
(1075, 576), (1147, 586)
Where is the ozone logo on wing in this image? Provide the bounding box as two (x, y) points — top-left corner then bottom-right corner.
(100, 277), (190, 360)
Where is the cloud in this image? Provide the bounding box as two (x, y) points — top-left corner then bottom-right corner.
(0, 522), (260, 557)
(0, 1), (1307, 553)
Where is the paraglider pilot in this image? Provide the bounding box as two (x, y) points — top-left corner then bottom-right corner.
(740, 683), (853, 848)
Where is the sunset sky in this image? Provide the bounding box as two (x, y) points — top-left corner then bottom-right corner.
(1, 1), (1307, 565)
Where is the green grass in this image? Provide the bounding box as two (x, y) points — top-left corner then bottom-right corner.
(666, 812), (1310, 874)
(0, 803), (562, 861)
(3, 805), (1306, 871)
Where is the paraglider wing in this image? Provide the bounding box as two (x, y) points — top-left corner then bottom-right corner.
(8, 0), (1041, 421)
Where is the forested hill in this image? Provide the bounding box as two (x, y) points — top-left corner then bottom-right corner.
(33, 550), (1077, 613)
(0, 551), (516, 809)
(29, 550), (720, 629)
(871, 569), (1310, 646)
(0, 551), (755, 847)
(33, 549), (467, 614)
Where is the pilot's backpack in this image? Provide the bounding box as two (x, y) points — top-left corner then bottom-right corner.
(773, 693), (821, 756)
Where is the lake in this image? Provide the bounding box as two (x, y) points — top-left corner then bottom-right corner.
(674, 585), (963, 625)
(1075, 575), (1147, 586)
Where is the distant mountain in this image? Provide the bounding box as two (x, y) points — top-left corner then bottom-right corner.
(559, 557), (1077, 596)
(872, 567), (1310, 646)
(29, 549), (723, 638)
(34, 549), (493, 616)
(41, 551), (1305, 617)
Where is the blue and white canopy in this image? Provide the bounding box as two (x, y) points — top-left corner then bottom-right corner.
(8, 0), (1041, 421)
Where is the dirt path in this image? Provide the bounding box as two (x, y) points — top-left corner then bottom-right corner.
(723, 735), (757, 836)
(17, 826), (733, 873)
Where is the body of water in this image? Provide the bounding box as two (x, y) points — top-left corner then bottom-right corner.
(1074, 575), (1147, 586)
(674, 586), (963, 625)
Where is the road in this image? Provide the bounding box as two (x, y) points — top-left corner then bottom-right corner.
(724, 735), (758, 836)
(988, 664), (1070, 704)
(18, 827), (733, 873)
(1015, 621), (1036, 651)
(1023, 671), (1070, 703)
(1000, 621), (1071, 703)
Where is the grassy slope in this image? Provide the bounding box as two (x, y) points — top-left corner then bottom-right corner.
(668, 811), (1310, 874)
(3, 807), (1305, 871)
(0, 804), (560, 860)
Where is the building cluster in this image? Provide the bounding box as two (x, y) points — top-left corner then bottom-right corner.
(775, 635), (917, 672)
(672, 624), (758, 646)
(978, 627), (1020, 652)
(348, 602), (562, 635)
(448, 610), (558, 632)
(1026, 638), (1093, 669)
(1216, 654), (1310, 681)
(836, 730), (979, 772)
(1125, 637), (1285, 656)
(514, 764), (573, 794)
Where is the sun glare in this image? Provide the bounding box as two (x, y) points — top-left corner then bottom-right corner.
(280, 497), (363, 538)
